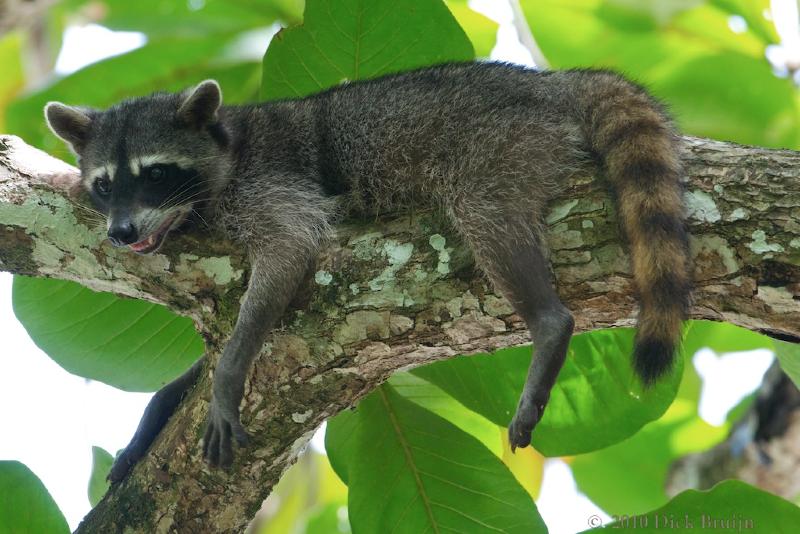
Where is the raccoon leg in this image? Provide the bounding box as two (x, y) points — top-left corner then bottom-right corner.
(452, 208), (574, 451)
(108, 356), (205, 483)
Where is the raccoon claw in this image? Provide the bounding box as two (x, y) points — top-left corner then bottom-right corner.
(202, 396), (250, 468)
(508, 398), (545, 453)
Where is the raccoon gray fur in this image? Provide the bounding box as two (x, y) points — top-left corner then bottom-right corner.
(44, 61), (691, 481)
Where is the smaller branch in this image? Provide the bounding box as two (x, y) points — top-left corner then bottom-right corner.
(508, 0), (550, 68)
(667, 363), (800, 499)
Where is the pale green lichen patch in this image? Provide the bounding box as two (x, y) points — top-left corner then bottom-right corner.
(349, 283), (360, 295)
(748, 230), (784, 255)
(446, 296), (463, 318)
(581, 220), (594, 229)
(690, 235), (740, 276)
(195, 256), (242, 285)
(177, 254), (242, 286)
(790, 238), (800, 249)
(32, 240), (64, 268)
(349, 232), (383, 260)
(546, 199), (579, 224)
(334, 310), (391, 345)
(314, 270), (333, 285)
(429, 234), (447, 251)
(0, 191), (107, 277)
(483, 295), (514, 316)
(549, 223), (584, 250)
(384, 240), (413, 265)
(728, 207), (749, 221)
(428, 234), (452, 274)
(685, 190), (721, 223)
(366, 240), (414, 300)
(291, 409), (313, 424)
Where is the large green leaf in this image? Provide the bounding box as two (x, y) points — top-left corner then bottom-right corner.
(12, 276), (203, 392)
(88, 446), (113, 507)
(388, 372), (502, 456)
(62, 0), (301, 37)
(0, 32), (24, 131)
(413, 328), (682, 456)
(334, 385), (545, 533)
(444, 0), (498, 57)
(261, 0), (474, 100)
(775, 340), (800, 389)
(325, 407), (359, 485)
(681, 320), (774, 358)
(570, 320), (771, 515)
(571, 398), (727, 515)
(519, 0), (799, 149)
(583, 479), (800, 532)
(0, 461), (69, 534)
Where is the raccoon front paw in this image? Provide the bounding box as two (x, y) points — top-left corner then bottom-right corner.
(202, 395), (250, 468)
(108, 442), (147, 483)
(508, 397), (546, 452)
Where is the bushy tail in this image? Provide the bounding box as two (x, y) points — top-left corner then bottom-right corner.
(573, 70), (691, 385)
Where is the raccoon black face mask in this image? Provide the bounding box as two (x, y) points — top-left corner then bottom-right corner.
(45, 62), (690, 481)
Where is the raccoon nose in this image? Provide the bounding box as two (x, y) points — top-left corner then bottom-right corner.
(108, 221), (138, 246)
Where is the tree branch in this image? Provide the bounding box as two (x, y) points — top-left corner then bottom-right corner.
(1, 134), (798, 533)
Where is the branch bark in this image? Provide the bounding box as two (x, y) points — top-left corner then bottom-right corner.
(1, 134), (798, 533)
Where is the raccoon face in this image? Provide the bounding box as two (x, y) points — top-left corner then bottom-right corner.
(45, 80), (229, 254)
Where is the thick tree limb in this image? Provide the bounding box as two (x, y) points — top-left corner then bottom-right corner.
(1, 134), (798, 533)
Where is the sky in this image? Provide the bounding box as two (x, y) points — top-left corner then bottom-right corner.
(0, 0), (781, 532)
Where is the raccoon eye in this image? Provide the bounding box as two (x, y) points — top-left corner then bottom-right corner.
(146, 165), (167, 183)
(94, 176), (111, 196)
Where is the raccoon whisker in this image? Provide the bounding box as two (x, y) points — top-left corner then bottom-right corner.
(160, 191), (216, 213)
(72, 203), (105, 218)
(159, 183), (218, 208)
(157, 178), (219, 209)
(191, 208), (211, 229)
(157, 181), (210, 212)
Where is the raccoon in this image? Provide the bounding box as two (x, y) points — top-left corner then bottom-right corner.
(44, 62), (691, 481)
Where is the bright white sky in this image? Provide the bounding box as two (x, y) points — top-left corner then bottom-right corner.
(0, 1), (782, 532)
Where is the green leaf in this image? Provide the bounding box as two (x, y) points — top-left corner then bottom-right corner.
(261, 0), (474, 100)
(0, 32), (24, 131)
(304, 501), (350, 534)
(570, 321), (753, 515)
(571, 398), (727, 515)
(710, 0), (778, 45)
(775, 340), (800, 389)
(444, 0), (498, 57)
(325, 407), (359, 485)
(655, 52), (798, 147)
(65, 0), (301, 37)
(681, 320), (774, 359)
(343, 385), (546, 533)
(413, 328), (682, 456)
(519, 0), (799, 149)
(88, 446), (114, 507)
(582, 479), (800, 532)
(12, 276), (203, 392)
(388, 372), (502, 456)
(0, 461), (69, 534)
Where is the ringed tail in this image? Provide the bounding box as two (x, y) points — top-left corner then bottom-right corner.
(573, 70), (691, 385)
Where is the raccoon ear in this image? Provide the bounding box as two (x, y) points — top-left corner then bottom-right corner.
(178, 79), (222, 128)
(44, 102), (94, 153)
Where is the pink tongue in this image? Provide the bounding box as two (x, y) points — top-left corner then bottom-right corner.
(130, 235), (155, 251)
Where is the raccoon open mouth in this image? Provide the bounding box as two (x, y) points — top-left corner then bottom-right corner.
(129, 214), (179, 254)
